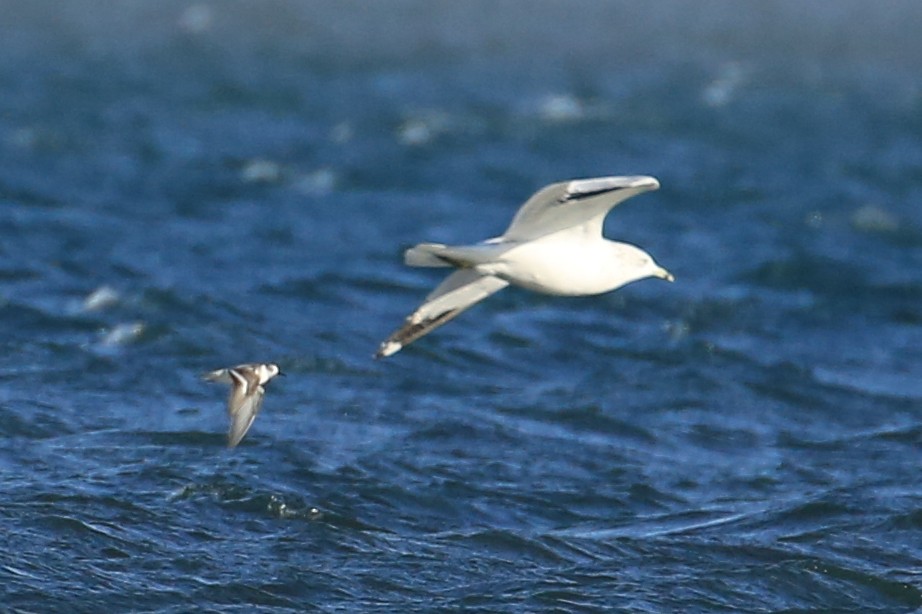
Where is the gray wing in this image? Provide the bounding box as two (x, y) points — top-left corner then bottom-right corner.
(376, 269), (509, 358)
(227, 384), (264, 447)
(502, 176), (660, 242)
(226, 368), (264, 447)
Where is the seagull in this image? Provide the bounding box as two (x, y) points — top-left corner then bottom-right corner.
(376, 175), (673, 358)
(203, 363), (282, 447)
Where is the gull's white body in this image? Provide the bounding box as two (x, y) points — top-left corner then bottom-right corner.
(203, 363), (280, 447)
(377, 175), (673, 358)
(435, 234), (661, 296)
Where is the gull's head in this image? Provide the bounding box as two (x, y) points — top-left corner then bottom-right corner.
(605, 243), (674, 290)
(638, 251), (674, 284)
(652, 262), (675, 283)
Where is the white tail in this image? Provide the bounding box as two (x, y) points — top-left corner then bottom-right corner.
(404, 243), (452, 267)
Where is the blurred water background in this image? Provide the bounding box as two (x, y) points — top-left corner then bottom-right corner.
(1, 1), (921, 611)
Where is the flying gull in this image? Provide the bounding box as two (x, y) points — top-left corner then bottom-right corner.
(203, 363), (282, 447)
(376, 175), (673, 358)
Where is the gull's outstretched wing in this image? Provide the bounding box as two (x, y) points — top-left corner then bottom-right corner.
(501, 176), (660, 242)
(376, 269), (509, 358)
(226, 368), (263, 447)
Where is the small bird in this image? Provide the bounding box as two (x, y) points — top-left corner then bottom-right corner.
(376, 175), (673, 358)
(203, 363), (281, 447)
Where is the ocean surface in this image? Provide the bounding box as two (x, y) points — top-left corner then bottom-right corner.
(1, 2), (921, 611)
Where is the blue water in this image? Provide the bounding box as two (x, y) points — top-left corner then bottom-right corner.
(1, 2), (921, 611)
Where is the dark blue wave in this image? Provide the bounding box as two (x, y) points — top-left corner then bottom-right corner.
(1, 1), (921, 612)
